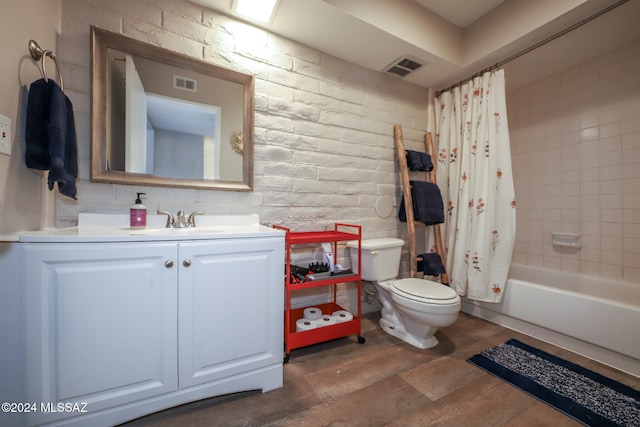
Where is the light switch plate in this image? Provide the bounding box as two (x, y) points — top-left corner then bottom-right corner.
(0, 114), (11, 156)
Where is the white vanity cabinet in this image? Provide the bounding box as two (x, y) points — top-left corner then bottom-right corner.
(20, 231), (284, 427)
(178, 238), (285, 388)
(24, 242), (179, 426)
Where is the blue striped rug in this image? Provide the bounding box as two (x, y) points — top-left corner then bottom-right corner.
(468, 339), (640, 427)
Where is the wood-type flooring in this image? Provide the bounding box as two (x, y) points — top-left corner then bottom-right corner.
(122, 312), (640, 426)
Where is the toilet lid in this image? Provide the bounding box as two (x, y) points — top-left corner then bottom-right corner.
(392, 278), (459, 303)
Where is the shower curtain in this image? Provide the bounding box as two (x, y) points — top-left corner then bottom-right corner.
(433, 69), (516, 303)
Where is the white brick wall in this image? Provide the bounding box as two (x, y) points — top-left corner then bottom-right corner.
(57, 0), (430, 307)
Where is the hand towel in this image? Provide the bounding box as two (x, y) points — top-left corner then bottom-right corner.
(405, 150), (433, 171)
(48, 94), (78, 199)
(25, 79), (78, 199)
(398, 181), (444, 225)
(25, 79), (50, 170)
(417, 253), (446, 276)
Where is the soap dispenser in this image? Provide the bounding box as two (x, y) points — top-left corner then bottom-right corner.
(130, 192), (147, 229)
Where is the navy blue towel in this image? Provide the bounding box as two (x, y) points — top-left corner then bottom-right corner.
(405, 150), (433, 171)
(25, 79), (50, 170)
(417, 253), (446, 276)
(48, 96), (78, 199)
(26, 79), (78, 199)
(399, 181), (444, 225)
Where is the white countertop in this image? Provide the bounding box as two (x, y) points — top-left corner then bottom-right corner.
(1, 213), (284, 243)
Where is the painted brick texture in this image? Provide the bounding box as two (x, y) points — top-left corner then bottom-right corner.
(57, 0), (430, 296)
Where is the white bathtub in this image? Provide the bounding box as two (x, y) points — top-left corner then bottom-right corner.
(461, 263), (640, 378)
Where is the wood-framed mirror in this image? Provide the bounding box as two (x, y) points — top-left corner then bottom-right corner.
(91, 27), (254, 191)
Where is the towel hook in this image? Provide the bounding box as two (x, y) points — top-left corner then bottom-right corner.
(28, 39), (64, 91)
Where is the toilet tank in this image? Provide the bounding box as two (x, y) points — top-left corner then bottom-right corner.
(347, 238), (404, 282)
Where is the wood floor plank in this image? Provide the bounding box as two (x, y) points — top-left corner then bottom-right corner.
(504, 402), (583, 427)
(399, 356), (485, 400)
(263, 375), (431, 427)
(304, 343), (439, 400)
(388, 375), (537, 426)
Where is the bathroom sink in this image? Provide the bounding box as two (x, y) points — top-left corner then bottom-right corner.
(79, 213), (260, 229)
(129, 225), (230, 235)
(75, 213), (263, 238)
(17, 213), (280, 243)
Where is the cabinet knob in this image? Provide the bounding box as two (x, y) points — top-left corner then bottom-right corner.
(165, 260), (174, 268)
(183, 259), (192, 267)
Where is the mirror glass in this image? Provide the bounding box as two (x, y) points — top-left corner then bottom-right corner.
(91, 27), (254, 190)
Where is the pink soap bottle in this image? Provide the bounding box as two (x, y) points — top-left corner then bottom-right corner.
(130, 192), (147, 229)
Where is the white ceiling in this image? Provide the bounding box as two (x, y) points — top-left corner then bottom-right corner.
(190, 0), (640, 92)
(414, 0), (506, 28)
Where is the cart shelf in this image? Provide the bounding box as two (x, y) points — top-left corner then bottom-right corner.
(287, 230), (359, 244)
(273, 223), (365, 362)
(286, 302), (363, 349)
(287, 274), (359, 290)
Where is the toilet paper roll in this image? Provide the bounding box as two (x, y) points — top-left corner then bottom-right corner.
(317, 315), (337, 327)
(332, 310), (354, 323)
(296, 318), (318, 332)
(303, 307), (322, 320)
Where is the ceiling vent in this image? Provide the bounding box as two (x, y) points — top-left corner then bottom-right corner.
(173, 75), (197, 93)
(383, 56), (425, 78)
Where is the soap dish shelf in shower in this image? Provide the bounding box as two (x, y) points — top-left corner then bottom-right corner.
(552, 232), (581, 248)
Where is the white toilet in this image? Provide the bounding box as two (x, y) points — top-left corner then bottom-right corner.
(347, 238), (461, 349)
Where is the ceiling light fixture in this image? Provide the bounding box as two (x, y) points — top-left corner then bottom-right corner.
(233, 0), (279, 24)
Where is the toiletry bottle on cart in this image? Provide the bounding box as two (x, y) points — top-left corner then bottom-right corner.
(130, 192), (147, 229)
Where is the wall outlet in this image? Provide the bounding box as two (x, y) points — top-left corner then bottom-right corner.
(0, 114), (11, 156)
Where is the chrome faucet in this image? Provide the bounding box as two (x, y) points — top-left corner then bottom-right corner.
(157, 210), (175, 228)
(157, 210), (204, 228)
(187, 210), (204, 227)
(174, 211), (189, 228)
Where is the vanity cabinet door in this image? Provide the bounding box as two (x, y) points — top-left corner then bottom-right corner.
(23, 242), (178, 426)
(178, 237), (284, 389)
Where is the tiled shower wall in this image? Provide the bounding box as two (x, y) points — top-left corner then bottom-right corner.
(507, 38), (640, 284)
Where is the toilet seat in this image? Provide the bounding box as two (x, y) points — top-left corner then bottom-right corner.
(391, 278), (459, 305)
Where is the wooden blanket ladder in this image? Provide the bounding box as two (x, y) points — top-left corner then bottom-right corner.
(394, 124), (449, 284)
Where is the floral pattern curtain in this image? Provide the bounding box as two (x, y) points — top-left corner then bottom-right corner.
(433, 69), (516, 303)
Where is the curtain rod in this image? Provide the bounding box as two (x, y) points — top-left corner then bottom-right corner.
(435, 0), (629, 97)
